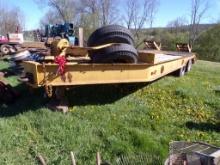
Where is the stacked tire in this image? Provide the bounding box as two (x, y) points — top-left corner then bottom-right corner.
(88, 25), (138, 64)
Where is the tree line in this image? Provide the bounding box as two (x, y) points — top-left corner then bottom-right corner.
(37, 0), (210, 47)
(0, 0), (210, 46)
(36, 0), (159, 46)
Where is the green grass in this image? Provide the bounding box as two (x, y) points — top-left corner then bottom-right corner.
(0, 60), (220, 164)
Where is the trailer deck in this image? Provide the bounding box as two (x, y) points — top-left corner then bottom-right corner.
(22, 50), (196, 88)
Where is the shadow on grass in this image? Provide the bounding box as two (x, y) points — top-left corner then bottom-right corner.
(0, 83), (47, 117)
(67, 83), (149, 106)
(186, 121), (220, 132)
(0, 66), (23, 77)
(0, 82), (149, 117)
(0, 68), (16, 77)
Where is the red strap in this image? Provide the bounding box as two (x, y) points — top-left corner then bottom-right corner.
(54, 56), (66, 75)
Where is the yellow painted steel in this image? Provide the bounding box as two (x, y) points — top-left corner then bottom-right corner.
(22, 52), (196, 88)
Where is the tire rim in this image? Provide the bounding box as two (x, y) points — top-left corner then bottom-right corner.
(187, 60), (192, 72)
(2, 47), (9, 54)
(181, 67), (186, 76)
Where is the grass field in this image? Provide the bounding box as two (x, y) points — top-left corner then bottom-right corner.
(0, 60), (220, 164)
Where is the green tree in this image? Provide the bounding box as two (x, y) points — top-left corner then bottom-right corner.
(194, 25), (220, 62)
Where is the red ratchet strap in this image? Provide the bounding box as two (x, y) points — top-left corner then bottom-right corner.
(54, 56), (67, 75)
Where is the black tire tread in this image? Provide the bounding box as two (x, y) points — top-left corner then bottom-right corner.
(90, 44), (138, 63)
(88, 25), (134, 46)
(91, 34), (134, 46)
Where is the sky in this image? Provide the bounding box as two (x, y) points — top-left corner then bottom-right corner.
(0, 0), (220, 30)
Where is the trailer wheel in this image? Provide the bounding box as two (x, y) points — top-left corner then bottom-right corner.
(0, 44), (10, 55)
(90, 43), (138, 63)
(186, 59), (192, 72)
(87, 25), (134, 46)
(174, 66), (186, 77)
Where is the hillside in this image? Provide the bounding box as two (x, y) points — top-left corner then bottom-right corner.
(23, 23), (217, 41)
(147, 23), (216, 32)
(0, 60), (219, 164)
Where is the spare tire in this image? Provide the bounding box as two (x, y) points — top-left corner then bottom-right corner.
(87, 25), (134, 46)
(89, 44), (138, 63)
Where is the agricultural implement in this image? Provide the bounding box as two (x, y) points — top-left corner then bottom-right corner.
(20, 25), (196, 112)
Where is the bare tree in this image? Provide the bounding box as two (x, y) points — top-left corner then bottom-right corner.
(189, 0), (209, 46)
(77, 0), (119, 38)
(124, 0), (159, 47)
(36, 0), (80, 24)
(81, 0), (99, 15)
(124, 0), (136, 29)
(148, 0), (158, 28)
(0, 6), (24, 35)
(80, 0), (101, 28)
(39, 9), (63, 28)
(37, 0), (119, 34)
(100, 0), (109, 25)
(124, 0), (158, 29)
(167, 17), (188, 34)
(98, 0), (118, 26)
(81, 0), (119, 26)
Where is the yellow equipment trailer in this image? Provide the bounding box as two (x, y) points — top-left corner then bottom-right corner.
(22, 48), (196, 88)
(20, 25), (196, 112)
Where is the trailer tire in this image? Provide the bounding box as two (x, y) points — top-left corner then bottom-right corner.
(87, 25), (134, 46)
(0, 44), (10, 55)
(186, 59), (192, 72)
(90, 43), (138, 63)
(174, 66), (186, 77)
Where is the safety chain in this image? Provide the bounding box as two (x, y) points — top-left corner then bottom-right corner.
(42, 62), (53, 98)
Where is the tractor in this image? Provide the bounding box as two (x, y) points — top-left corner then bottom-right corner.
(43, 23), (78, 46)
